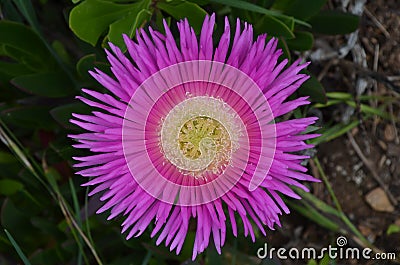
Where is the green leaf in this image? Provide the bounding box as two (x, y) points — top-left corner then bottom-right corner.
(210, 0), (281, 16)
(387, 224), (400, 235)
(307, 260), (318, 265)
(51, 40), (71, 64)
(0, 61), (32, 79)
(278, 15), (295, 31)
(0, 179), (24, 196)
(303, 125), (321, 134)
(11, 0), (41, 33)
(255, 14), (295, 38)
(206, 247), (223, 265)
(298, 74), (327, 103)
(270, 0), (291, 10)
(0, 151), (17, 164)
(278, 38), (291, 63)
(157, 0), (208, 33)
(4, 229), (32, 265)
(287, 200), (340, 232)
(314, 99), (342, 108)
(76, 54), (97, 81)
(345, 101), (395, 121)
(187, 0), (209, 5)
(295, 188), (342, 218)
(1, 45), (47, 72)
(1, 106), (56, 129)
(69, 0), (151, 46)
(11, 72), (75, 98)
(50, 102), (92, 130)
(108, 8), (152, 49)
(286, 30), (314, 51)
(209, 0), (310, 27)
(326, 92), (352, 100)
(30, 217), (63, 238)
(309, 10), (360, 35)
(1, 199), (41, 247)
(272, 0), (327, 21)
(30, 247), (68, 265)
(43, 167), (61, 195)
(309, 120), (359, 145)
(78, 53), (111, 77)
(0, 22), (41, 55)
(0, 21), (53, 69)
(319, 253), (332, 265)
(1, 0), (24, 22)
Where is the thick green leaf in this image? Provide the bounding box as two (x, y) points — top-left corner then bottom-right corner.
(69, 0), (151, 46)
(209, 0), (310, 27)
(11, 72), (75, 98)
(0, 179), (24, 196)
(0, 21), (53, 69)
(76, 53), (114, 82)
(76, 54), (96, 79)
(0, 21), (44, 56)
(255, 14), (295, 38)
(309, 10), (360, 35)
(0, 62), (32, 79)
(1, 106), (56, 129)
(286, 30), (314, 51)
(157, 0), (207, 34)
(50, 102), (92, 130)
(298, 74), (327, 103)
(69, 0), (133, 46)
(108, 8), (152, 49)
(1, 45), (47, 72)
(272, 0), (327, 21)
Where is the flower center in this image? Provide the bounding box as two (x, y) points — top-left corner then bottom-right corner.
(160, 96), (242, 176)
(179, 116), (230, 159)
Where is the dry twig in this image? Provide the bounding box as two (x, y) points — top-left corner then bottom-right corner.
(346, 132), (397, 206)
(363, 7), (391, 39)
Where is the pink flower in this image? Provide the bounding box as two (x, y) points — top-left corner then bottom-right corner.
(70, 14), (320, 259)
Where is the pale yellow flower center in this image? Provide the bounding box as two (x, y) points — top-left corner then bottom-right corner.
(160, 96), (242, 176)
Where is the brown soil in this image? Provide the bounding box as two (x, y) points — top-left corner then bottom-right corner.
(267, 1), (400, 264)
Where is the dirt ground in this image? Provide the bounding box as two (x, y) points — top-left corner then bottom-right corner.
(265, 0), (400, 264)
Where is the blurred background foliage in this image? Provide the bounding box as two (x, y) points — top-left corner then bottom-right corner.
(1, 0), (388, 264)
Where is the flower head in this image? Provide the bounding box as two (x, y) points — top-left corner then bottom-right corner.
(70, 14), (320, 259)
